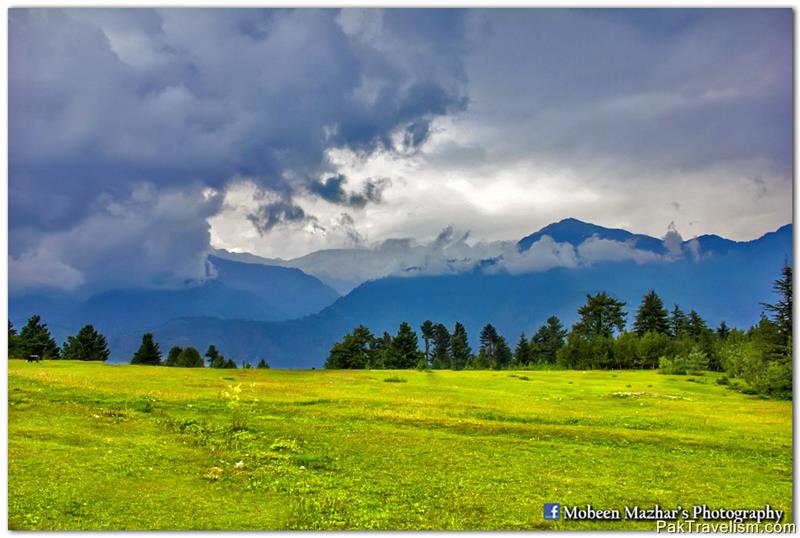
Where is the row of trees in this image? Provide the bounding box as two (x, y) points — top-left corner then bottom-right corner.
(130, 334), (270, 369)
(8, 318), (267, 370)
(9, 317), (125, 364)
(323, 289), (724, 372)
(324, 265), (792, 399)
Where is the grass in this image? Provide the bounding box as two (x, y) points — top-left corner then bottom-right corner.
(8, 360), (792, 530)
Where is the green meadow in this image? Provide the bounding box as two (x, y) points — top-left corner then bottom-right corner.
(8, 360), (792, 530)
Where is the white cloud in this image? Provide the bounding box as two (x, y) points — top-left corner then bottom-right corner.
(10, 183), (220, 292)
(576, 236), (662, 265)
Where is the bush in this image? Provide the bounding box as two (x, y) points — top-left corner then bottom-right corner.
(658, 348), (708, 376)
(383, 376), (407, 383)
(716, 375), (730, 385)
(686, 349), (709, 375)
(658, 356), (686, 375)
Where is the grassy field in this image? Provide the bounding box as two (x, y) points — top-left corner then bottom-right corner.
(8, 360), (792, 530)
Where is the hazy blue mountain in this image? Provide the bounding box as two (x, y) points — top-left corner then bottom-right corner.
(10, 256), (339, 345)
(207, 255), (339, 317)
(107, 223), (792, 368)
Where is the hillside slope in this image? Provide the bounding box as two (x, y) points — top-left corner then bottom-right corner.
(110, 223), (792, 367)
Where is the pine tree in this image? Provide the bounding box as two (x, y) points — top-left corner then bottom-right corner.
(164, 346), (183, 367)
(479, 324), (499, 362)
(431, 323), (451, 369)
(494, 335), (513, 370)
(513, 333), (530, 367)
(206, 345), (225, 368)
(633, 290), (669, 336)
(8, 322), (23, 358)
(449, 322), (471, 370)
(686, 310), (709, 340)
(669, 305), (689, 339)
(19, 315), (60, 359)
(531, 316), (567, 364)
(762, 263), (792, 345)
(131, 333), (162, 365)
(420, 320), (435, 363)
(716, 321), (730, 339)
(388, 322), (422, 369)
(572, 293), (627, 338)
(367, 332), (392, 369)
(256, 359), (270, 369)
(176, 346), (204, 367)
(61, 324), (110, 362)
(325, 325), (374, 369)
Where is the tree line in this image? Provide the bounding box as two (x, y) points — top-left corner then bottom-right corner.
(8, 320), (269, 370)
(325, 265), (792, 399)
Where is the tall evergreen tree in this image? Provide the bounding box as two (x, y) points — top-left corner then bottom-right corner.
(205, 345), (224, 368)
(164, 346), (183, 367)
(716, 321), (730, 339)
(572, 293), (627, 338)
(420, 320), (435, 363)
(19, 315), (60, 359)
(762, 263), (792, 345)
(131, 333), (162, 365)
(368, 331), (393, 369)
(431, 323), (451, 369)
(686, 310), (710, 340)
(256, 359), (270, 369)
(494, 335), (513, 369)
(449, 322), (472, 370)
(531, 316), (567, 364)
(633, 290), (669, 336)
(669, 305), (689, 339)
(8, 322), (23, 358)
(61, 325), (110, 362)
(325, 325), (374, 369)
(513, 333), (530, 367)
(387, 322), (422, 369)
(479, 324), (499, 362)
(176, 346), (204, 367)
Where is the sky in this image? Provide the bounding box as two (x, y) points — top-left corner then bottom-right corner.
(9, 8), (793, 293)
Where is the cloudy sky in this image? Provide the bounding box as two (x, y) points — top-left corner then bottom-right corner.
(9, 8), (792, 292)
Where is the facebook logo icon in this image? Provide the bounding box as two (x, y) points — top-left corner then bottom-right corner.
(544, 503), (560, 520)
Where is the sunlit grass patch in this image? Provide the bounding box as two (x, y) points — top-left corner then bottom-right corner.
(8, 360), (792, 530)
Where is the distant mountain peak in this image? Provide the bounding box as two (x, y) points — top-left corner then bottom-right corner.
(517, 218), (665, 253)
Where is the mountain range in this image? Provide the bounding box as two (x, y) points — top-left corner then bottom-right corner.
(9, 218), (792, 368)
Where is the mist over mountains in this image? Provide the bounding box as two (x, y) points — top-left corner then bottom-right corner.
(9, 218), (792, 368)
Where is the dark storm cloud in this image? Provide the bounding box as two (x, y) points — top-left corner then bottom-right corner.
(9, 8), (469, 289)
(8, 8), (792, 291)
(247, 200), (309, 234)
(9, 8), (468, 231)
(307, 175), (390, 208)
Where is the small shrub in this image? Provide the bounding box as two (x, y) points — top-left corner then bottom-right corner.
(383, 376), (407, 383)
(716, 375), (730, 385)
(293, 454), (334, 471)
(270, 437), (301, 453)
